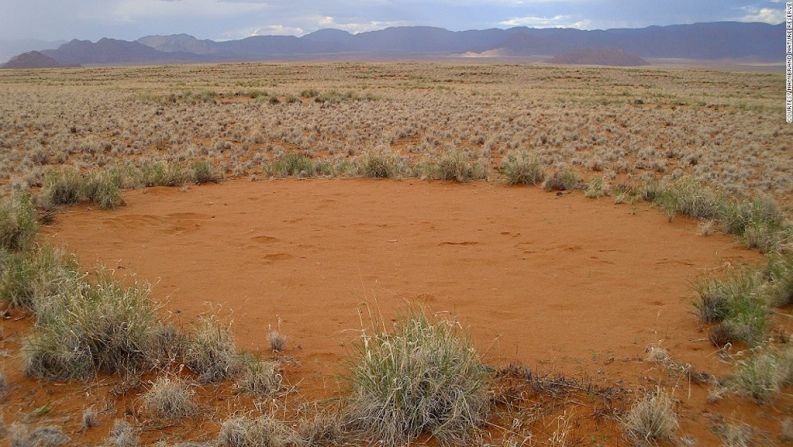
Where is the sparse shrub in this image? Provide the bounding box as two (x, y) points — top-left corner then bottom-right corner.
(192, 160), (221, 184)
(39, 168), (83, 207)
(142, 375), (195, 419)
(694, 271), (758, 324)
(347, 311), (490, 445)
(9, 424), (70, 447)
(107, 419), (139, 447)
(218, 416), (290, 447)
(0, 246), (77, 311)
(731, 347), (793, 402)
(274, 153), (314, 177)
(184, 315), (239, 383)
(429, 150), (485, 182)
(237, 357), (282, 396)
(140, 162), (189, 187)
(83, 172), (124, 210)
(763, 252), (793, 307)
(268, 330), (286, 352)
(654, 176), (724, 220)
(543, 169), (580, 192)
(0, 194), (38, 251)
(584, 176), (608, 198)
(23, 272), (160, 380)
(719, 196), (784, 237)
(621, 388), (678, 445)
(359, 150), (400, 179)
(500, 150), (544, 185)
(300, 89), (320, 98)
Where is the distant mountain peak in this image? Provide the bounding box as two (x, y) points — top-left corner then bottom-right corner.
(2, 21), (782, 68)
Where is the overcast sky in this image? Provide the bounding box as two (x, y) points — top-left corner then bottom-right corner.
(0, 0), (786, 42)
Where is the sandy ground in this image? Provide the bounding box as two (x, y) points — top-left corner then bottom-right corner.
(5, 178), (788, 445)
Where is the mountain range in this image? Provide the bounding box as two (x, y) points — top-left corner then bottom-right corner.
(1, 21), (783, 68)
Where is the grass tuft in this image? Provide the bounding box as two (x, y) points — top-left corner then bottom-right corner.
(731, 347), (793, 402)
(543, 169), (580, 192)
(185, 315), (239, 383)
(621, 388), (678, 445)
(107, 419), (139, 447)
(9, 424), (70, 447)
(347, 311), (490, 446)
(428, 150), (486, 182)
(142, 375), (195, 419)
(0, 194), (38, 251)
(500, 150), (544, 186)
(274, 153), (314, 177)
(192, 160), (222, 184)
(218, 416), (291, 447)
(237, 357), (283, 397)
(358, 150), (402, 179)
(23, 271), (160, 380)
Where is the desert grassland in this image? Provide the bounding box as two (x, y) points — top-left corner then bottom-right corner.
(0, 62), (791, 447)
(0, 62), (790, 205)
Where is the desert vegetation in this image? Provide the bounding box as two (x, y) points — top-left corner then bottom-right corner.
(0, 61), (790, 446)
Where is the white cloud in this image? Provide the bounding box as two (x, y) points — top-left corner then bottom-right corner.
(313, 16), (408, 34)
(111, 0), (267, 22)
(739, 7), (785, 24)
(499, 14), (592, 29)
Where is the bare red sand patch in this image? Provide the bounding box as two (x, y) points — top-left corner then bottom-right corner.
(29, 178), (791, 444)
(45, 179), (757, 383)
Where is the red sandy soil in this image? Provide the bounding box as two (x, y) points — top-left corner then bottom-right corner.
(4, 178), (791, 445)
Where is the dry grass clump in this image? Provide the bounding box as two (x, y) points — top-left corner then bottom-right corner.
(621, 388), (678, 446)
(358, 150), (403, 179)
(0, 371), (7, 401)
(713, 421), (754, 447)
(0, 194), (38, 251)
(296, 412), (344, 447)
(0, 246), (78, 311)
(427, 149), (486, 182)
(191, 160), (222, 184)
(500, 150), (544, 186)
(217, 415), (291, 447)
(142, 375), (196, 419)
(347, 311), (490, 446)
(655, 176), (723, 220)
(267, 329), (287, 352)
(107, 419), (139, 447)
(584, 176), (608, 198)
(273, 153), (314, 177)
(237, 357), (283, 397)
(730, 347), (793, 402)
(185, 315), (239, 383)
(543, 169), (580, 192)
(23, 272), (161, 380)
(9, 424), (70, 447)
(38, 168), (124, 210)
(139, 162), (190, 187)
